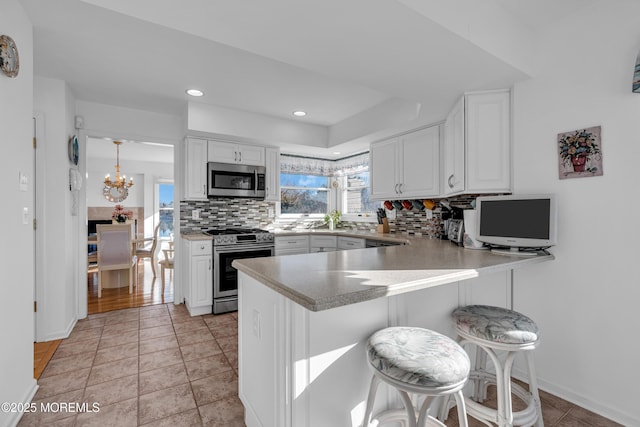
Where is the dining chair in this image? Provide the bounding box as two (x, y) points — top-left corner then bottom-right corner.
(97, 223), (137, 297)
(135, 223), (161, 277)
(158, 247), (174, 292)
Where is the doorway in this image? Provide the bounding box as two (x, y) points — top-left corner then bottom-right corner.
(85, 136), (175, 314)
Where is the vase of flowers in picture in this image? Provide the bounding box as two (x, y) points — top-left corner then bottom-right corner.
(112, 204), (134, 224)
(558, 128), (601, 173)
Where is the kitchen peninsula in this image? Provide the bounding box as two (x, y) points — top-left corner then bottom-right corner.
(233, 235), (554, 427)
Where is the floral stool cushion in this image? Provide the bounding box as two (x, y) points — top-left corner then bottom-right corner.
(366, 327), (470, 388)
(453, 305), (540, 345)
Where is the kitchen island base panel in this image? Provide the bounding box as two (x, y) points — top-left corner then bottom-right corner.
(238, 272), (478, 427)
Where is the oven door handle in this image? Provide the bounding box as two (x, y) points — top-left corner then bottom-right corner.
(214, 244), (275, 254)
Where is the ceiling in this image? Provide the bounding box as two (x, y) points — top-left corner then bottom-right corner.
(20, 0), (597, 159)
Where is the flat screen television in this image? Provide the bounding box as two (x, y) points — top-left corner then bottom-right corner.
(475, 194), (557, 256)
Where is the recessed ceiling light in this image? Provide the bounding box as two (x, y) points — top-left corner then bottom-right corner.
(293, 111), (307, 117)
(332, 151), (341, 155)
(186, 89), (204, 97)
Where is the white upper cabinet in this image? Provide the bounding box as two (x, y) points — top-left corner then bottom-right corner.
(184, 138), (208, 200)
(264, 147), (280, 202)
(465, 91), (511, 193)
(400, 126), (440, 198)
(443, 97), (465, 195)
(208, 140), (265, 166)
(443, 90), (511, 196)
(370, 125), (440, 200)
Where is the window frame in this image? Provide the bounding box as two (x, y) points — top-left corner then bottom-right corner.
(338, 172), (378, 223)
(278, 173), (334, 219)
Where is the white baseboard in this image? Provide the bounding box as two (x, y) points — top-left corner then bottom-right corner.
(512, 367), (637, 426)
(37, 316), (77, 342)
(4, 379), (38, 427)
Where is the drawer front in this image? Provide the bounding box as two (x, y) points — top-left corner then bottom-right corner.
(190, 241), (212, 256)
(310, 247), (338, 253)
(337, 237), (365, 250)
(275, 235), (310, 250)
(310, 235), (337, 248)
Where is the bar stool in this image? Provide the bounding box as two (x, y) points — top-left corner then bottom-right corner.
(362, 326), (470, 427)
(449, 305), (544, 427)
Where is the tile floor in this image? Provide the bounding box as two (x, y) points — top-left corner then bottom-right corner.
(21, 303), (623, 427)
(19, 304), (243, 427)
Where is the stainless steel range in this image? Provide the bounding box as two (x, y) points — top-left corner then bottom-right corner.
(203, 227), (274, 314)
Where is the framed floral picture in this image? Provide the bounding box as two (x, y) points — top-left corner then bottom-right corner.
(557, 125), (603, 179)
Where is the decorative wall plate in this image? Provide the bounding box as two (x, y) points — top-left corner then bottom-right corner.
(68, 135), (79, 165)
(0, 35), (19, 78)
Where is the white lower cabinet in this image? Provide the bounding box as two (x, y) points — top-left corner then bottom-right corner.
(275, 235), (309, 256)
(337, 236), (365, 250)
(310, 235), (337, 252)
(184, 240), (213, 316)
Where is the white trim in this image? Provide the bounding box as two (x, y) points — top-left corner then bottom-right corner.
(10, 379), (39, 427)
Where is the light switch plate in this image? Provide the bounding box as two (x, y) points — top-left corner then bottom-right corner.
(192, 210), (200, 220)
(425, 209), (433, 219)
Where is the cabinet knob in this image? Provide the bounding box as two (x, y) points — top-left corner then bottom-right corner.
(200, 245), (205, 250)
(448, 174), (454, 189)
(399, 183), (404, 193)
(234, 151), (238, 162)
(394, 183), (399, 194)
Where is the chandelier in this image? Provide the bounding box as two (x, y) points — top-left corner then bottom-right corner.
(103, 140), (134, 202)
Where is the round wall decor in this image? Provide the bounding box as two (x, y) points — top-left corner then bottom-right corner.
(0, 35), (19, 78)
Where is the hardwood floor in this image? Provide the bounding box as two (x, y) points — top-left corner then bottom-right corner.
(88, 258), (174, 315)
(33, 339), (61, 379)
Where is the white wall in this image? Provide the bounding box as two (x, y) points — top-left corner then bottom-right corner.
(33, 77), (79, 342)
(0, 1), (38, 426)
(511, 2), (640, 425)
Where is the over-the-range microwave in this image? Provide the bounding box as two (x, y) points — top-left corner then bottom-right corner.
(207, 162), (266, 198)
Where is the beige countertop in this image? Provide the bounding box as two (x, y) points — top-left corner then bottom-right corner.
(233, 236), (554, 312)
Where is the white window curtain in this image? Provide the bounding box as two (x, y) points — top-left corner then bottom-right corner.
(280, 152), (369, 177)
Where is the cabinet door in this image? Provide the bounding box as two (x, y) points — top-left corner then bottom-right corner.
(370, 138), (399, 200)
(265, 147), (280, 202)
(184, 138), (208, 200)
(465, 91), (511, 192)
(337, 236), (365, 250)
(191, 254), (212, 308)
(208, 140), (238, 164)
(443, 97), (465, 195)
(400, 126), (440, 198)
(238, 144), (265, 166)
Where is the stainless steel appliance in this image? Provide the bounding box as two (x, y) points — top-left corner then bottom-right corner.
(204, 227), (274, 314)
(207, 162), (266, 198)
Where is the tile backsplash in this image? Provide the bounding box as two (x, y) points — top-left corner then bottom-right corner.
(180, 194), (489, 237)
